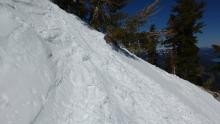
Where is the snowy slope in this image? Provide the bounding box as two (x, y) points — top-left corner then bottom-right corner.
(0, 0), (220, 124)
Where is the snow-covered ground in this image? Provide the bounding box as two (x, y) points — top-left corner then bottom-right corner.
(0, 0), (220, 124)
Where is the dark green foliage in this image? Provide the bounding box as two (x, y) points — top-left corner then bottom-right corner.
(146, 25), (159, 65)
(111, 0), (160, 53)
(51, 0), (161, 62)
(88, 0), (128, 32)
(49, 1), (155, 67)
(51, 0), (128, 33)
(164, 0), (205, 85)
(212, 44), (220, 72)
(203, 74), (214, 89)
(204, 44), (220, 90)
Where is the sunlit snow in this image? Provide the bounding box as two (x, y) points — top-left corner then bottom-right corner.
(0, 0), (220, 124)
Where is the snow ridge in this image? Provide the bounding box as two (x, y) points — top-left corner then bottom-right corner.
(0, 0), (220, 124)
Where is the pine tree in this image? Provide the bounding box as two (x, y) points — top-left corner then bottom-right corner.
(110, 0), (160, 52)
(164, 15), (178, 74)
(164, 0), (205, 85)
(89, 0), (128, 32)
(212, 44), (220, 72)
(52, 0), (128, 33)
(52, 0), (161, 58)
(146, 24), (159, 65)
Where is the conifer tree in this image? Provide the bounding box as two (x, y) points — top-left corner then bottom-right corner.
(212, 44), (220, 72)
(52, 0), (161, 58)
(89, 0), (128, 32)
(110, 0), (160, 52)
(52, 0), (128, 33)
(164, 0), (205, 85)
(147, 24), (159, 65)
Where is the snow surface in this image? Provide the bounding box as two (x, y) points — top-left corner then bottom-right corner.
(0, 0), (220, 124)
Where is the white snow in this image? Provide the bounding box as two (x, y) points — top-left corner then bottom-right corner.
(0, 0), (220, 124)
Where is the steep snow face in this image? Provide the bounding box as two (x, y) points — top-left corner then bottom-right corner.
(0, 0), (220, 124)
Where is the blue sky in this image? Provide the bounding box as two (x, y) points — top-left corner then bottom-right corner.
(122, 0), (220, 48)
